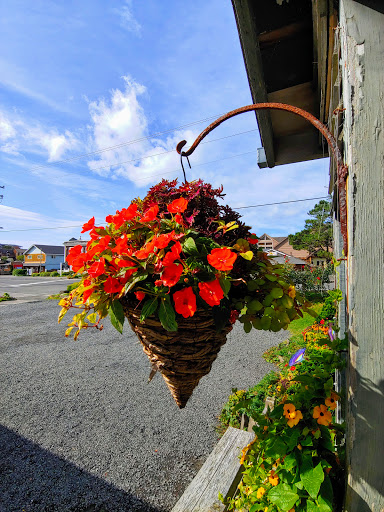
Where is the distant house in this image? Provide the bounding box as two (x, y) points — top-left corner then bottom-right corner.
(23, 244), (64, 273)
(267, 249), (307, 270)
(258, 234), (328, 266)
(0, 244), (23, 260)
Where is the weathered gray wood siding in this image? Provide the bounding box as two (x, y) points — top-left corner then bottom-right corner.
(340, 1), (384, 510)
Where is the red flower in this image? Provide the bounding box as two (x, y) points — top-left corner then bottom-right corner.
(134, 237), (157, 259)
(135, 291), (146, 301)
(81, 216), (95, 233)
(66, 245), (83, 265)
(163, 241), (182, 266)
(112, 235), (132, 255)
(88, 235), (111, 258)
(168, 197), (188, 213)
(103, 276), (123, 294)
(155, 231), (175, 250)
(173, 287), (197, 318)
(320, 319), (325, 325)
(284, 363), (289, 367)
(140, 204), (159, 222)
(317, 277), (321, 280)
(198, 279), (224, 306)
(229, 309), (239, 324)
(175, 213), (184, 224)
(161, 263), (183, 287)
(88, 258), (106, 278)
(82, 286), (95, 303)
(290, 366), (296, 371)
(154, 280), (162, 287)
(247, 233), (258, 245)
(207, 247), (237, 271)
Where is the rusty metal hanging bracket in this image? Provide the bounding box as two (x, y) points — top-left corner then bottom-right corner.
(176, 102), (348, 256)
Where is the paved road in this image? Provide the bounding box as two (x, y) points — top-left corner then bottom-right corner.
(0, 276), (80, 302)
(0, 300), (287, 512)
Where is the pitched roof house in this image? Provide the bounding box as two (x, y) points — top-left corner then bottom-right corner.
(23, 244), (64, 272)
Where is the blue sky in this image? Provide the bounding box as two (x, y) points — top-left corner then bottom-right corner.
(0, 0), (330, 249)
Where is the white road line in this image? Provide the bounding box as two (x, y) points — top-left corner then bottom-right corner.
(6, 280), (67, 287)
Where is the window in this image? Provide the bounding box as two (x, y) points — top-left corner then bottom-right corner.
(27, 255), (32, 260)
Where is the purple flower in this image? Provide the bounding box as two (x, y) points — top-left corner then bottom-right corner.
(328, 327), (335, 341)
(289, 348), (306, 367)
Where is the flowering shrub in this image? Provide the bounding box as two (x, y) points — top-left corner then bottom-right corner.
(220, 325), (346, 512)
(58, 179), (311, 339)
(282, 264), (334, 301)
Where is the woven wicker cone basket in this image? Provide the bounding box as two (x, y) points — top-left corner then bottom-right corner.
(124, 305), (233, 408)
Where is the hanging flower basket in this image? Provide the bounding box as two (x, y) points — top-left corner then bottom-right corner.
(58, 178), (311, 408)
(123, 300), (233, 407)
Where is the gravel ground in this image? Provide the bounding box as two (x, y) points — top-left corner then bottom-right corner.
(0, 300), (287, 512)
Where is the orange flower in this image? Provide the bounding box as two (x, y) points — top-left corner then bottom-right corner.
(81, 216), (95, 233)
(173, 287), (197, 318)
(161, 263), (183, 287)
(88, 258), (106, 278)
(168, 197), (188, 213)
(155, 231), (175, 250)
(287, 409), (303, 427)
(103, 276), (123, 294)
(269, 471), (279, 486)
(140, 204), (159, 222)
(283, 403), (296, 418)
(207, 247), (237, 271)
(325, 391), (339, 410)
(134, 237), (157, 260)
(313, 404), (332, 426)
(198, 279), (224, 306)
(175, 213), (184, 224)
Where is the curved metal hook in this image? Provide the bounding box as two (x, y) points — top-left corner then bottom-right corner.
(176, 102), (348, 255)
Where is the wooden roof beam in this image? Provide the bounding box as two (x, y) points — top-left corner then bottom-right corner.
(232, 0), (275, 168)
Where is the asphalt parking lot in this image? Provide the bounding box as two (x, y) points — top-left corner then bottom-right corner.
(0, 299), (287, 511)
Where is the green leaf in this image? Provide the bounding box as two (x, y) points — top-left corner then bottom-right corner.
(265, 437), (287, 458)
(219, 277), (231, 296)
(285, 428), (300, 451)
(124, 272), (148, 293)
(158, 298), (178, 332)
(247, 299), (263, 312)
(108, 300), (125, 334)
(265, 274), (277, 281)
(268, 483), (299, 511)
(301, 436), (313, 447)
(317, 475), (333, 512)
(270, 287), (284, 299)
(307, 500), (318, 512)
(183, 237), (199, 256)
(140, 297), (159, 322)
(300, 461), (324, 499)
(283, 453), (298, 471)
(240, 250), (254, 261)
(243, 321), (252, 333)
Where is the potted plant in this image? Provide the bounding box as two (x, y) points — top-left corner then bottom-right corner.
(59, 179), (311, 407)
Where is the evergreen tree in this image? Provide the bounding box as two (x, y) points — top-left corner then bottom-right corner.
(289, 199), (332, 258)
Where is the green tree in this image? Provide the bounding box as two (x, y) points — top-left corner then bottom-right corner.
(289, 199), (333, 258)
(16, 255), (25, 261)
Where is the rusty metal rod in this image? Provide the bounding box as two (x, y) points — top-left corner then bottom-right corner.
(176, 102), (348, 255)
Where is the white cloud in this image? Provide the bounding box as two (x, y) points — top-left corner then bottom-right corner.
(0, 109), (80, 160)
(113, 1), (141, 35)
(86, 76), (201, 187)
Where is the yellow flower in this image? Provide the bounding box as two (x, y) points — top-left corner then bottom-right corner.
(269, 471), (279, 486)
(287, 409), (303, 427)
(283, 403), (296, 418)
(257, 487), (266, 499)
(313, 404), (332, 426)
(297, 444), (302, 451)
(325, 391), (339, 410)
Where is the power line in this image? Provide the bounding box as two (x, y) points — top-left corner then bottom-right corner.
(234, 196), (330, 209)
(28, 111), (241, 172)
(86, 128), (258, 174)
(0, 196), (331, 233)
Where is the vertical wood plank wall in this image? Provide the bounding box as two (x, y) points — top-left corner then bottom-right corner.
(340, 1), (384, 510)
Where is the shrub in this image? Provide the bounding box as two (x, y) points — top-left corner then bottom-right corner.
(282, 264), (334, 300)
(40, 271), (51, 276)
(0, 292), (15, 302)
(50, 271), (60, 276)
(317, 289), (342, 322)
(12, 269), (27, 276)
(66, 282), (79, 293)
